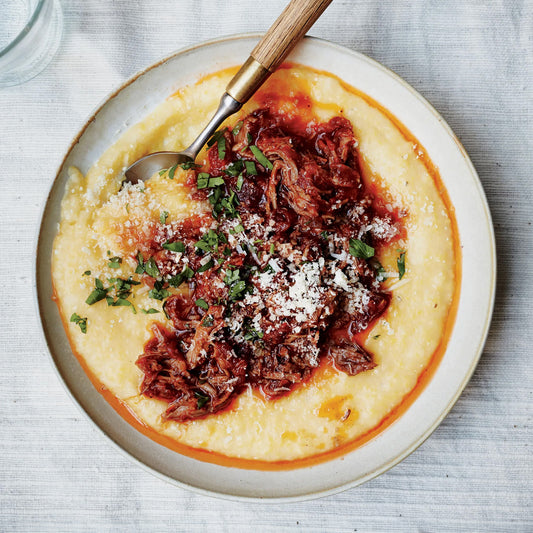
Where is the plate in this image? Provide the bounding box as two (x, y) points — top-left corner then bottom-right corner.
(35, 34), (496, 501)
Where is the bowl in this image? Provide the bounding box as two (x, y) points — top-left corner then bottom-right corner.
(35, 34), (496, 501)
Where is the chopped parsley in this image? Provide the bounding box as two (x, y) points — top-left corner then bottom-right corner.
(194, 391), (209, 409)
(85, 278), (108, 305)
(376, 265), (387, 282)
(369, 259), (387, 282)
(107, 256), (122, 269)
(141, 308), (160, 314)
(70, 313), (87, 334)
(244, 327), (264, 342)
(236, 173), (244, 191)
(250, 145), (273, 170)
(244, 161), (257, 175)
(397, 250), (406, 280)
(232, 120), (243, 136)
(201, 315), (214, 327)
(160, 211), (169, 224)
(197, 173), (225, 190)
(197, 258), (215, 273)
(163, 240), (185, 253)
(230, 223), (244, 234)
(135, 252), (145, 274)
(349, 238), (375, 259)
(195, 229), (222, 253)
(104, 277), (139, 313)
(195, 298), (209, 310)
(207, 128), (227, 148)
(228, 280), (247, 300)
(168, 266), (194, 288)
(224, 160), (244, 176)
(107, 297), (136, 313)
(223, 268), (240, 286)
(179, 161), (200, 170)
(82, 270), (91, 276)
(219, 190), (239, 219)
(143, 257), (160, 278)
(149, 280), (169, 301)
(168, 164), (178, 180)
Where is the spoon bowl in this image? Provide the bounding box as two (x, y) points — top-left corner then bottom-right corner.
(123, 0), (333, 184)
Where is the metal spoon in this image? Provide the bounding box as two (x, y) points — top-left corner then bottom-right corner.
(124, 0), (332, 184)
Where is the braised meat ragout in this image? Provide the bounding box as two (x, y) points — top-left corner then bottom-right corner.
(135, 109), (401, 421)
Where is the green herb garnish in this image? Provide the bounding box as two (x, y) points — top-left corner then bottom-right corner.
(143, 257), (160, 278)
(223, 268), (240, 286)
(201, 315), (214, 327)
(230, 223), (244, 234)
(217, 136), (226, 160)
(70, 313), (87, 334)
(197, 258), (214, 273)
(397, 251), (406, 280)
(349, 238), (375, 259)
(108, 256), (122, 269)
(244, 161), (257, 175)
(224, 160), (244, 176)
(163, 240), (185, 253)
(135, 252), (145, 274)
(83, 270), (91, 276)
(195, 298), (209, 310)
(179, 161), (200, 170)
(236, 173), (244, 191)
(149, 280), (169, 301)
(85, 278), (108, 305)
(207, 128), (227, 147)
(168, 164), (178, 180)
(219, 190), (239, 218)
(228, 280), (247, 300)
(244, 327), (264, 342)
(197, 173), (225, 190)
(194, 229), (221, 253)
(232, 120), (243, 136)
(141, 308), (160, 314)
(160, 211), (169, 224)
(168, 266), (194, 288)
(194, 391), (209, 409)
(250, 145), (273, 170)
(107, 297), (136, 314)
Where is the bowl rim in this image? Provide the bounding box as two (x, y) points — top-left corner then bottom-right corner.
(34, 32), (496, 502)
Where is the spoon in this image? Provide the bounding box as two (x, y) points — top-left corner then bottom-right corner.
(124, 0), (333, 184)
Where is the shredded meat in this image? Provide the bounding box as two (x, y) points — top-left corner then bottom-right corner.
(135, 108), (403, 421)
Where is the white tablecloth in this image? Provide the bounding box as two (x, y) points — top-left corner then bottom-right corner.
(1, 1), (531, 531)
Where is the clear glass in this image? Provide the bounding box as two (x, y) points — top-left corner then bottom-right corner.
(0, 0), (63, 88)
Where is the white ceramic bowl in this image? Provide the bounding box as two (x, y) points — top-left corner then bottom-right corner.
(35, 34), (496, 501)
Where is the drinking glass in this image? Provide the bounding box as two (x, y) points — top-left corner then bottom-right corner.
(0, 0), (63, 88)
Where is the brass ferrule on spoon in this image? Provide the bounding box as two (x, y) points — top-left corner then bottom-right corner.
(124, 0), (333, 184)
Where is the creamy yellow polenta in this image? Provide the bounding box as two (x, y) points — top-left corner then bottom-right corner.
(52, 65), (456, 463)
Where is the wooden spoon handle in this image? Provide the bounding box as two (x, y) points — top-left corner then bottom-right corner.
(252, 0), (333, 72)
(226, 0), (333, 103)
